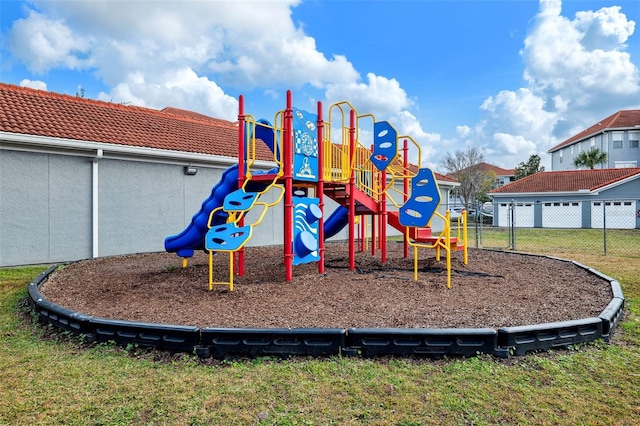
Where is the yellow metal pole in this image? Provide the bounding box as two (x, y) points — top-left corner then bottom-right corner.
(208, 251), (214, 291)
(463, 212), (468, 265)
(182, 257), (188, 268)
(229, 252), (234, 292)
(446, 243), (451, 289)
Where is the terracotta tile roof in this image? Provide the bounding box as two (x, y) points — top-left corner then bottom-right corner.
(445, 162), (514, 181)
(434, 172), (458, 183)
(476, 162), (514, 176)
(490, 168), (640, 194)
(548, 109), (640, 153)
(0, 82), (274, 161)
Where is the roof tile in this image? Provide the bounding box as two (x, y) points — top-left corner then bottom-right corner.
(490, 168), (640, 194)
(0, 82), (272, 161)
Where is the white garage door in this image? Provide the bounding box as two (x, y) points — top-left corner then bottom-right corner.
(497, 202), (534, 227)
(542, 202), (581, 228)
(591, 201), (636, 229)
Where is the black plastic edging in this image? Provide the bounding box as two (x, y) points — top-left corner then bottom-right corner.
(346, 327), (509, 358)
(200, 327), (346, 359)
(599, 297), (624, 340)
(26, 256), (625, 359)
(90, 318), (200, 353)
(497, 317), (603, 356)
(27, 266), (95, 335)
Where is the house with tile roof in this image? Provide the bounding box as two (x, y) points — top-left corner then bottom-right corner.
(476, 162), (515, 187)
(0, 83), (457, 266)
(548, 110), (640, 171)
(489, 168), (640, 229)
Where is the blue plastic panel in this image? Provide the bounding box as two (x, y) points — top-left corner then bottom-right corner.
(205, 224), (252, 252)
(371, 121), (397, 171)
(399, 168), (441, 227)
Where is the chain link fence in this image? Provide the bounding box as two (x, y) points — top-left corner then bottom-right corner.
(443, 200), (640, 258)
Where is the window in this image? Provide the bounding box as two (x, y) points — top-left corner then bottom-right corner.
(559, 149), (563, 163)
(570, 145), (574, 154)
(590, 137), (595, 147)
(612, 132), (623, 149)
(630, 131), (639, 148)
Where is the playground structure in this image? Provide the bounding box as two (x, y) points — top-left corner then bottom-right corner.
(165, 90), (468, 290)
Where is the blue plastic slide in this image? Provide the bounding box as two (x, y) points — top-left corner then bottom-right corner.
(324, 206), (349, 239)
(164, 164), (238, 258)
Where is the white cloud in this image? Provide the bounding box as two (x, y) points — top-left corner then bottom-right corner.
(325, 73), (411, 117)
(490, 133), (537, 156)
(7, 9), (93, 73)
(99, 67), (238, 121)
(521, 0), (639, 111)
(574, 6), (636, 51)
(6, 0), (365, 121)
(19, 79), (47, 91)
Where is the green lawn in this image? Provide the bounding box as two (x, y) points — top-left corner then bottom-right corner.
(469, 227), (640, 258)
(1, 244), (639, 425)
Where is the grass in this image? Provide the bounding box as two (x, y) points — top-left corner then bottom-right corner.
(469, 227), (640, 258)
(1, 242), (640, 425)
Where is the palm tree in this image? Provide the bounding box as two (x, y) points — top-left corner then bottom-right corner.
(573, 148), (608, 169)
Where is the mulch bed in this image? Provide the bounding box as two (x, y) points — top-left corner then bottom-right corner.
(39, 242), (613, 331)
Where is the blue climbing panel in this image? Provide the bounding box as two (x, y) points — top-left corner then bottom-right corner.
(205, 223), (252, 252)
(223, 189), (259, 212)
(399, 168), (441, 228)
(371, 121), (397, 171)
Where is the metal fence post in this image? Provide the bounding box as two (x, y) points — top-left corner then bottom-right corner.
(603, 200), (607, 256)
(474, 202), (480, 249)
(510, 199), (516, 250)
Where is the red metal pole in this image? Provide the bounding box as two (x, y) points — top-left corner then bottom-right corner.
(348, 109), (356, 271)
(403, 138), (409, 258)
(284, 91), (294, 281)
(359, 215), (364, 252)
(381, 167), (387, 263)
(369, 144), (376, 257)
(317, 101), (325, 274)
(237, 95), (246, 276)
(371, 214), (376, 256)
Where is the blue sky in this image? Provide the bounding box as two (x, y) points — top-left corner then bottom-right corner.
(1, 0), (639, 171)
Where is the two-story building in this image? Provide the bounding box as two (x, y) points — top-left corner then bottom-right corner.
(548, 110), (640, 170)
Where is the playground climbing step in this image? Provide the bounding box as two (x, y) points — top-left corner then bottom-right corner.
(205, 223), (253, 252)
(223, 189), (259, 213)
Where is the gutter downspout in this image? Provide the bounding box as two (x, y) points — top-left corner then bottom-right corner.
(92, 149), (103, 258)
